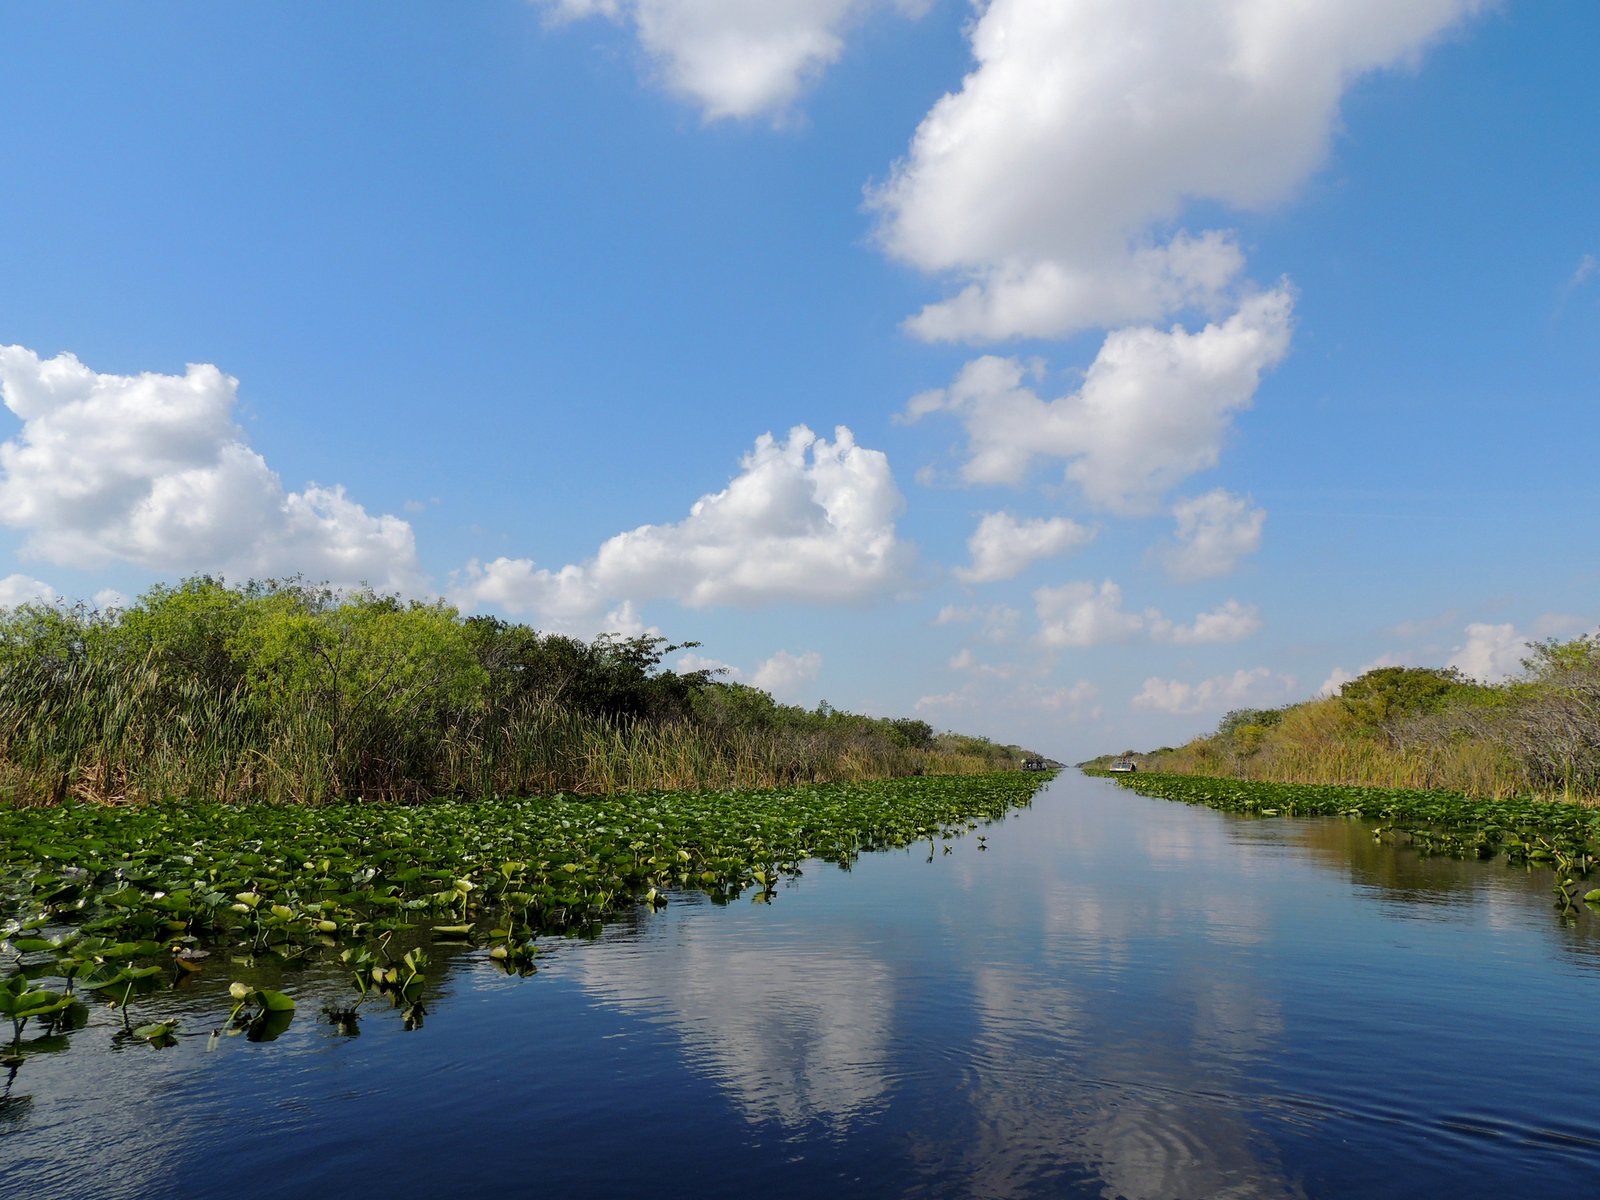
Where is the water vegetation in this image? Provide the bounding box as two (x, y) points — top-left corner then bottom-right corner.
(1, 772), (1047, 1065)
(0, 576), (1048, 1075)
(0, 575), (1030, 806)
(1101, 771), (1600, 914)
(1090, 634), (1600, 803)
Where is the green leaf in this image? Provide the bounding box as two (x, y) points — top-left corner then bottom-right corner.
(253, 988), (295, 1012)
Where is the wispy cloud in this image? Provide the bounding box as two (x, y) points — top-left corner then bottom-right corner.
(934, 602), (1022, 643)
(1034, 580), (1260, 648)
(1556, 252), (1598, 314)
(1155, 490), (1265, 581)
(1133, 668), (1296, 716)
(918, 678), (1101, 725)
(1381, 609), (1464, 639)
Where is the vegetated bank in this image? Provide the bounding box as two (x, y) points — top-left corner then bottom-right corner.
(0, 576), (1036, 807)
(1094, 771), (1600, 914)
(0, 577), (1054, 1053)
(1087, 634), (1600, 804)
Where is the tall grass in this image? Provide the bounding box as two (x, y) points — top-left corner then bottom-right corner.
(0, 579), (1034, 807)
(1133, 683), (1597, 805)
(0, 656), (1021, 807)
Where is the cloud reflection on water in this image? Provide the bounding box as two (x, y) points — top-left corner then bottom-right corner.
(906, 960), (1305, 1200)
(910, 797), (1304, 1200)
(561, 775), (1600, 1197)
(573, 916), (894, 1132)
(565, 778), (1311, 1199)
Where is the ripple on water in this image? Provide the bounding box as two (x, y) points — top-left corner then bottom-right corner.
(9, 774), (1600, 1200)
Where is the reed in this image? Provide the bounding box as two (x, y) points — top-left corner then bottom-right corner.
(0, 579), (1035, 807)
(0, 652), (1023, 807)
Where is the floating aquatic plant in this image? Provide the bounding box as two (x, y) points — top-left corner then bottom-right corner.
(1103, 771), (1600, 907)
(0, 772), (1047, 1059)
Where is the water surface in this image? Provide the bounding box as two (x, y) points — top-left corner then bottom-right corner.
(6, 773), (1599, 1198)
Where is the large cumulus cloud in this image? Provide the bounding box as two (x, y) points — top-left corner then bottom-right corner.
(455, 424), (914, 626)
(0, 346), (423, 592)
(873, 0), (1487, 342)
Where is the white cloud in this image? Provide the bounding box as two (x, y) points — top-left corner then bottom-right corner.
(1037, 679), (1100, 720)
(752, 649), (822, 697)
(1316, 666), (1354, 698)
(1157, 490), (1265, 580)
(572, 903), (897, 1131)
(675, 647), (824, 697)
(1449, 622), (1527, 683)
(1133, 667), (1295, 716)
(1033, 579), (1258, 649)
(917, 678), (1100, 725)
(1382, 609), (1463, 639)
(0, 574), (58, 608)
(1149, 599), (1261, 646)
(1556, 253), (1596, 315)
(454, 425), (912, 625)
(954, 511), (1093, 583)
(541, 0), (624, 18)
(0, 346), (423, 593)
(902, 234), (1249, 346)
(1316, 653), (1401, 698)
(872, 0), (1485, 341)
(601, 600), (661, 639)
(93, 588), (128, 611)
(676, 651), (739, 679)
(933, 602), (1021, 643)
(903, 289), (1293, 513)
(1330, 619), (1594, 694)
(536, 0), (924, 122)
(1035, 580), (1147, 648)
(948, 647), (1014, 680)
(1531, 612), (1590, 639)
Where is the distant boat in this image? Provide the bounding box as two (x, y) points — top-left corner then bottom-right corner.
(1109, 758), (1137, 773)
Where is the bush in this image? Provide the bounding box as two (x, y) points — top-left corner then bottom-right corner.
(0, 576), (1030, 805)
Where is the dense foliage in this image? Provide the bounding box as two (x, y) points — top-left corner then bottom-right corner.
(0, 772), (1047, 1050)
(0, 577), (1031, 805)
(1093, 636), (1600, 802)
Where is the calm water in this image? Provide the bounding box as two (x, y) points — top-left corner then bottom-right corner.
(6, 772), (1600, 1199)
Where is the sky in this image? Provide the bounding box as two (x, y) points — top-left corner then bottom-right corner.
(1, 1), (1596, 761)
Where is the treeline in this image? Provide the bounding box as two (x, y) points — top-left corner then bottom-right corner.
(0, 577), (1030, 806)
(1095, 633), (1600, 802)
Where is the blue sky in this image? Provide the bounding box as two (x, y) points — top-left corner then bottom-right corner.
(1, 1), (1595, 760)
